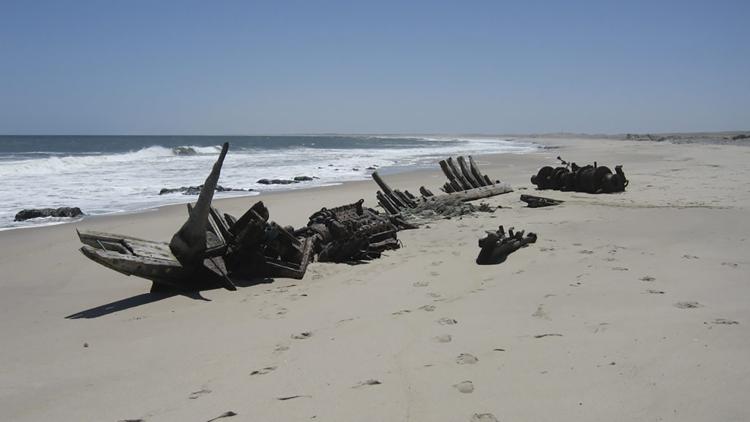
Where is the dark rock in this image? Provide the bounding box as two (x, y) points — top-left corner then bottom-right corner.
(257, 179), (297, 185)
(15, 207), (84, 221)
(293, 176), (314, 182)
(159, 185), (247, 195)
(366, 166), (377, 170)
(172, 146), (198, 156)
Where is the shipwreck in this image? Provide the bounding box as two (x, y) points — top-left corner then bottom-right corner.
(78, 143), (406, 292)
(531, 157), (628, 194)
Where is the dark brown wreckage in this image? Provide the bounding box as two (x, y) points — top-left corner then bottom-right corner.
(77, 146), (536, 292)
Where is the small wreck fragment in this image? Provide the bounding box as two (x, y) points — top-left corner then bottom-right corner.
(372, 155), (513, 217)
(520, 194), (564, 208)
(531, 157), (628, 193)
(476, 225), (537, 265)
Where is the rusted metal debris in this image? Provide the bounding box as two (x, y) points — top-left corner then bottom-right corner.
(520, 194), (564, 208)
(372, 155), (513, 216)
(476, 225), (537, 265)
(78, 143), (407, 292)
(531, 157), (628, 194)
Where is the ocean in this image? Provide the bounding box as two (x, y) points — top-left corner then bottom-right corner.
(0, 135), (538, 229)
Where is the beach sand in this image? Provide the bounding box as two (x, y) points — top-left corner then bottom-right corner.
(1, 137), (748, 421)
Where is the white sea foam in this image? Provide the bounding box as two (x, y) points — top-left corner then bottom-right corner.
(0, 137), (538, 229)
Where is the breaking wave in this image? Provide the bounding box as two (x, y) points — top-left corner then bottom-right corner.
(0, 136), (539, 229)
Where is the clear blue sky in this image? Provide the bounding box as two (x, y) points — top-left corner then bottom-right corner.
(1, 0), (748, 134)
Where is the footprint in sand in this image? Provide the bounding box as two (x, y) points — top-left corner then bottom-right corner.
(709, 318), (739, 325)
(431, 261), (443, 266)
(274, 343), (290, 353)
(438, 317), (458, 325)
(646, 289), (665, 295)
(579, 250), (594, 255)
(291, 331), (312, 339)
(471, 413), (499, 422)
(419, 305), (436, 312)
(430, 271), (440, 277)
(612, 267), (629, 271)
(532, 304), (550, 320)
(640, 276), (656, 282)
(434, 334), (452, 343)
(413, 281), (430, 287)
(721, 262), (738, 268)
(188, 388), (211, 399)
(456, 353), (479, 364)
(427, 292), (442, 298)
(206, 411), (237, 421)
(454, 380), (474, 393)
(352, 379), (382, 388)
(392, 309), (412, 315)
(674, 301), (702, 309)
(250, 366), (277, 376)
(682, 254), (699, 260)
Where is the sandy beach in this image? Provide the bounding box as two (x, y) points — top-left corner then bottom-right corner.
(1, 137), (748, 421)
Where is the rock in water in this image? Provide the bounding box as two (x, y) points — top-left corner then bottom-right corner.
(257, 179), (297, 185)
(15, 207), (84, 221)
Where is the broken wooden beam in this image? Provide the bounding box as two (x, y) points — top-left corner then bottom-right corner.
(447, 157), (473, 190)
(419, 186), (434, 197)
(439, 160), (464, 192)
(457, 156), (481, 188)
(520, 194), (564, 208)
(372, 171), (408, 209)
(467, 156), (487, 187)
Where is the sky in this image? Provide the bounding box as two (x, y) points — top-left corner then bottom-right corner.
(0, 0), (748, 135)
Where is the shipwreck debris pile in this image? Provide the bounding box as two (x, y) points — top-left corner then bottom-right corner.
(296, 199), (411, 263)
(531, 157), (628, 194)
(476, 225), (537, 265)
(372, 155), (513, 218)
(77, 143), (411, 293)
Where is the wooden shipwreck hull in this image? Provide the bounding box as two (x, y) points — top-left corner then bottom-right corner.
(77, 142), (408, 292)
(78, 143), (315, 292)
(372, 155), (513, 215)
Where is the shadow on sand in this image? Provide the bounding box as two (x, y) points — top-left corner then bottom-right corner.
(65, 277), (274, 319)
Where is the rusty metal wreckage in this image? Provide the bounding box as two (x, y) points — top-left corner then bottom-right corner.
(77, 143), (629, 292)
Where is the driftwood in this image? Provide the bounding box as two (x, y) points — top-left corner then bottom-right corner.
(520, 194), (564, 208)
(373, 155), (513, 216)
(531, 157), (628, 193)
(476, 225), (537, 265)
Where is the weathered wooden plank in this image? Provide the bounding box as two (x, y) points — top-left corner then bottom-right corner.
(439, 160), (464, 192)
(457, 156), (481, 188)
(447, 157), (473, 190)
(419, 186), (434, 197)
(170, 142), (229, 266)
(468, 156), (489, 187)
(377, 191), (400, 214)
(372, 171), (408, 208)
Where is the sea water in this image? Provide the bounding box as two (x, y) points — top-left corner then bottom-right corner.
(0, 135), (538, 229)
